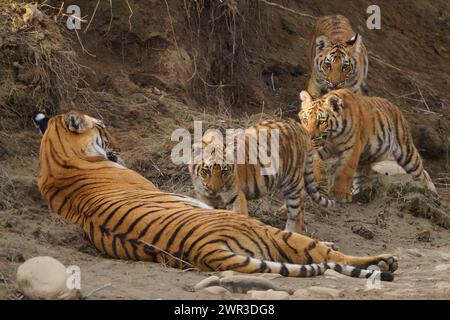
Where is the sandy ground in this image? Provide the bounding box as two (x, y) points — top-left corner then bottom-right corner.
(0, 124), (449, 300)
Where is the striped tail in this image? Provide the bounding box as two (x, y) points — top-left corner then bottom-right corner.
(304, 149), (340, 207)
(208, 254), (394, 281)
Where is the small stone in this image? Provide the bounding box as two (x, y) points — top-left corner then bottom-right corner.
(307, 286), (343, 298)
(248, 289), (290, 300)
(372, 161), (406, 176)
(351, 224), (375, 239)
(194, 276), (220, 291)
(292, 289), (310, 299)
(258, 273), (283, 280)
(416, 231), (433, 242)
(324, 269), (347, 279)
(219, 271), (237, 278)
(219, 275), (278, 293)
(437, 252), (450, 262)
(406, 249), (423, 258)
(201, 286), (231, 296)
(16, 256), (80, 300)
(153, 87), (161, 95)
(434, 264), (450, 272)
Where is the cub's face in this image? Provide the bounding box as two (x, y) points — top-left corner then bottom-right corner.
(298, 90), (344, 147)
(315, 34), (361, 93)
(320, 49), (355, 91)
(193, 162), (234, 196)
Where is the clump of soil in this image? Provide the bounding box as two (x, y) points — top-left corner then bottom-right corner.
(355, 174), (450, 229)
(0, 1), (81, 130)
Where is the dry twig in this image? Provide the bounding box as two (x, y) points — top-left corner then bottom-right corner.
(138, 240), (195, 269)
(258, 0), (317, 20)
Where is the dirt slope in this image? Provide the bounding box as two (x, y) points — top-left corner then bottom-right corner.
(0, 0), (449, 299)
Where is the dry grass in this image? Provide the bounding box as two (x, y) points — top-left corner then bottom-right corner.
(0, 1), (84, 128)
(0, 169), (17, 210)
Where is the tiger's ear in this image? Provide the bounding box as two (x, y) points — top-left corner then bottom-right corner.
(64, 110), (93, 133)
(346, 33), (362, 55)
(32, 111), (49, 134)
(326, 94), (344, 114)
(315, 35), (328, 54)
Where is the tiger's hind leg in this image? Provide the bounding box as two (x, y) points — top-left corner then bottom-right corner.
(329, 145), (361, 202)
(393, 139), (437, 194)
(283, 183), (306, 234)
(352, 165), (375, 196)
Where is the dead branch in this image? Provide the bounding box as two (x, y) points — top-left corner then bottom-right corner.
(74, 29), (96, 57)
(138, 240), (195, 268)
(258, 0), (318, 20)
(125, 0), (133, 32)
(84, 283), (112, 299)
(83, 0), (100, 34)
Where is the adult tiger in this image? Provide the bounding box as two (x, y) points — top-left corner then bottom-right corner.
(33, 109), (398, 280)
(298, 89), (437, 202)
(189, 119), (338, 233)
(307, 15), (368, 98)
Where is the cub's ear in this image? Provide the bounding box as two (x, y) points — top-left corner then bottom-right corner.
(315, 35), (328, 54)
(326, 94), (344, 114)
(346, 33), (362, 55)
(299, 90), (313, 104)
(64, 110), (92, 133)
(32, 111), (49, 135)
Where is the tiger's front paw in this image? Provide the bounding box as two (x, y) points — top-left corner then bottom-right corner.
(376, 255), (399, 273)
(329, 188), (352, 202)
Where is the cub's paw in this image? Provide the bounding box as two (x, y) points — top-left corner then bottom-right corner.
(276, 204), (287, 216)
(329, 188), (352, 202)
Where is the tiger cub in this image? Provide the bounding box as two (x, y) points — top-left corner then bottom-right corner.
(308, 15), (368, 98)
(298, 89), (437, 202)
(189, 119), (338, 233)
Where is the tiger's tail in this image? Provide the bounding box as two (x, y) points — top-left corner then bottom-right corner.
(304, 149), (340, 207)
(205, 253), (394, 281)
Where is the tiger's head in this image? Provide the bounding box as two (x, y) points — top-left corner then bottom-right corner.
(189, 132), (235, 197)
(314, 34), (363, 93)
(33, 109), (124, 166)
(298, 89), (350, 147)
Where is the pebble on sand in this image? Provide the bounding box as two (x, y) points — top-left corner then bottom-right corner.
(16, 256), (80, 300)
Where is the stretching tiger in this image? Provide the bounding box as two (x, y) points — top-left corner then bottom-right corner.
(298, 89), (437, 202)
(189, 120), (338, 233)
(33, 109), (398, 280)
(308, 15), (368, 98)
